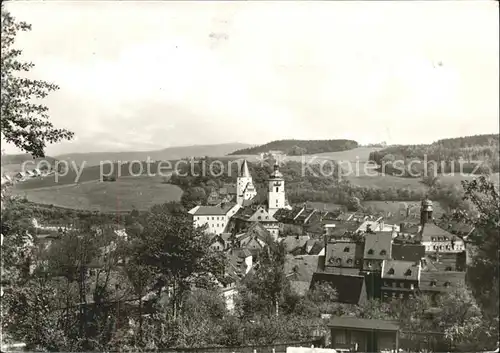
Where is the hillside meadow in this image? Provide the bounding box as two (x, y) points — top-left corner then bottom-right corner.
(12, 176), (183, 212)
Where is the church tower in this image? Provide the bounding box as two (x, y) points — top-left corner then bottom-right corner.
(237, 160), (257, 206)
(420, 198), (433, 226)
(268, 163), (285, 217)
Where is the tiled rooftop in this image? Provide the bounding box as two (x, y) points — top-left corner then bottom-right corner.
(191, 203), (237, 216)
(363, 232), (393, 260)
(381, 260), (420, 281)
(391, 244), (425, 263)
(419, 271), (465, 292)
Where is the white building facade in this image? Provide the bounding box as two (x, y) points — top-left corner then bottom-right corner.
(189, 203), (241, 235)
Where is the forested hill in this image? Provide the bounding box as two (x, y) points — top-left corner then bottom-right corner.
(434, 134), (499, 149)
(369, 134), (499, 174)
(229, 139), (359, 156)
(1, 153), (58, 166)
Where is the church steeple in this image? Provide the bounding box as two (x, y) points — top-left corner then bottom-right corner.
(236, 160), (257, 206)
(240, 160), (251, 178)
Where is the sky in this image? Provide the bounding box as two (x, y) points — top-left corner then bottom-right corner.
(2, 0), (499, 156)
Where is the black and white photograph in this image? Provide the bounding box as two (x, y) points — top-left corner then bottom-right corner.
(1, 1), (499, 352)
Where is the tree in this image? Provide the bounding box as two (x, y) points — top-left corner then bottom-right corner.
(1, 6), (73, 157)
(132, 209), (225, 319)
(244, 241), (288, 317)
(346, 196), (361, 211)
(454, 176), (499, 349)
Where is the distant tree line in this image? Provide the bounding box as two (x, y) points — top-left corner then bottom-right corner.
(229, 139), (359, 156)
(169, 159), (470, 212)
(369, 134), (499, 176)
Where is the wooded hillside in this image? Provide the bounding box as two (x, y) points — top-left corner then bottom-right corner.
(369, 134), (499, 175)
(229, 139), (359, 156)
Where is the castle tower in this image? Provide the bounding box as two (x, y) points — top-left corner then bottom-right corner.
(420, 198), (433, 226)
(268, 163), (285, 217)
(237, 160), (257, 206)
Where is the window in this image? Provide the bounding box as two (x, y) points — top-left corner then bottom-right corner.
(347, 259), (353, 265)
(367, 249), (374, 255)
(405, 269), (412, 276)
(343, 247), (350, 252)
(430, 280), (437, 287)
(367, 261), (373, 268)
(380, 249), (387, 256)
(445, 266), (452, 271)
(444, 281), (451, 287)
(431, 237), (436, 241)
(336, 258), (341, 265)
(410, 284), (415, 290)
(258, 216), (261, 220)
(388, 268), (395, 275)
(276, 187), (279, 192)
(334, 331), (347, 344)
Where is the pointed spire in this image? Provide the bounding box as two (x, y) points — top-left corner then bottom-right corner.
(240, 160), (250, 177)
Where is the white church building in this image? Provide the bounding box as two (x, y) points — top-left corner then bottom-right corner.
(190, 159), (291, 235)
(236, 159), (291, 216)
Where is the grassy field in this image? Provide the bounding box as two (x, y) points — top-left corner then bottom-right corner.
(345, 173), (428, 191)
(14, 161), (176, 190)
(230, 147), (381, 163)
(12, 176), (183, 212)
(345, 167), (499, 190)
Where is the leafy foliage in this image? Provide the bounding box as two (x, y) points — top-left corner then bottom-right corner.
(1, 7), (73, 157)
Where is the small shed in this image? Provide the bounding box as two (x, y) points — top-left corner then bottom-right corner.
(328, 317), (400, 352)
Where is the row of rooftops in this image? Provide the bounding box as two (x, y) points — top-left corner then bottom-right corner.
(285, 252), (465, 304)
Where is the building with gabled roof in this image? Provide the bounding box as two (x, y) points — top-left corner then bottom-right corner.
(324, 241), (364, 275)
(206, 188), (221, 206)
(419, 270), (465, 297)
(311, 272), (368, 305)
(362, 232), (393, 272)
(232, 205), (280, 239)
(209, 232), (232, 251)
(235, 222), (273, 258)
(281, 235), (311, 253)
(421, 223), (465, 253)
(285, 254), (323, 296)
(391, 243), (425, 263)
(189, 202), (241, 235)
(288, 239), (324, 256)
(381, 260), (421, 301)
